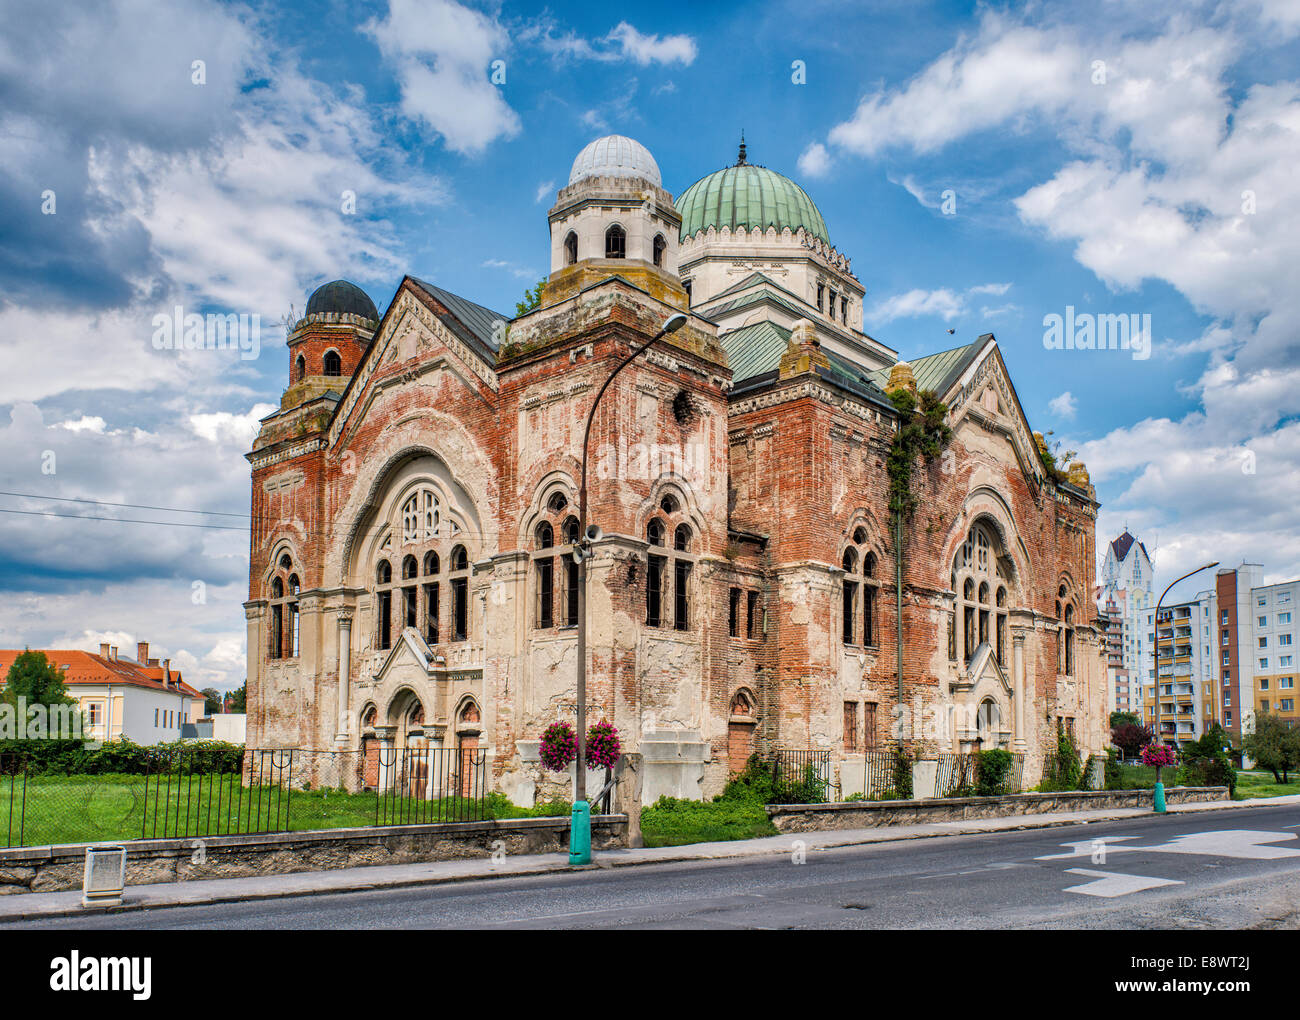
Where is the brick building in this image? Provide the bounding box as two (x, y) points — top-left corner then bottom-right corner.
(244, 135), (1107, 804)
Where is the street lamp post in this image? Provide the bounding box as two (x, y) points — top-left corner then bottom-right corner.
(1150, 560), (1219, 812)
(569, 311), (689, 865)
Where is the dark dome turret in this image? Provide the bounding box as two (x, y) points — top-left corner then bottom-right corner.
(305, 279), (379, 321)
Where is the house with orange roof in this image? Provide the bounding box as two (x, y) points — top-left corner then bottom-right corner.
(0, 641), (205, 744)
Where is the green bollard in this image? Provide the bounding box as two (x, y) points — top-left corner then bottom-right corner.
(569, 800), (591, 864)
(1153, 781), (1166, 813)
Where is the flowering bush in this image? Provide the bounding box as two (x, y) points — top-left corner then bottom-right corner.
(539, 722), (577, 772)
(586, 719), (621, 770)
(1140, 743), (1178, 770)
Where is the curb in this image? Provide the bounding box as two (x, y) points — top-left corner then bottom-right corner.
(0, 795), (1290, 923)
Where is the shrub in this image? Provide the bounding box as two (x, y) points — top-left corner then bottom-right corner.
(891, 744), (913, 800)
(0, 738), (244, 775)
(975, 748), (1014, 796)
(1104, 748), (1123, 790)
(1178, 724), (1236, 794)
(1038, 729), (1084, 792)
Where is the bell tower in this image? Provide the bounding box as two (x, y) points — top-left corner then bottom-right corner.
(542, 135), (687, 309)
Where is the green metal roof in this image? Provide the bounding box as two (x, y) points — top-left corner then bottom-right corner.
(719, 320), (791, 383)
(867, 341), (983, 395)
(677, 164), (829, 244)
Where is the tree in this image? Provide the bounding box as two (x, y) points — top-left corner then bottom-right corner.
(515, 278), (546, 316)
(1243, 711), (1300, 784)
(1, 650), (76, 710)
(227, 683), (246, 713)
(1110, 710), (1140, 729)
(1178, 723), (1237, 794)
(201, 687), (222, 715)
(1111, 721), (1154, 759)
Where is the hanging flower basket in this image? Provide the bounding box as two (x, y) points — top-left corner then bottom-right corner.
(1140, 742), (1178, 782)
(585, 719), (621, 770)
(539, 722), (577, 772)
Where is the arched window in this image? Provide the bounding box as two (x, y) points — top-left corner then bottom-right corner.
(841, 528), (881, 647)
(376, 558), (394, 650)
(653, 233), (666, 267)
(535, 522), (555, 629)
(1063, 601), (1076, 676)
(402, 489), (440, 543)
(605, 224), (626, 259)
(564, 231), (578, 266)
(423, 551), (440, 644)
(645, 499), (694, 630)
(450, 545), (469, 641)
(952, 521), (1012, 667)
(323, 350), (342, 376)
(267, 556), (300, 660)
(530, 491), (577, 631)
(294, 354), (305, 381)
(400, 555), (418, 633)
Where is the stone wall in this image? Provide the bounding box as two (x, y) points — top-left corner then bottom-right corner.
(0, 815), (626, 895)
(766, 786), (1230, 833)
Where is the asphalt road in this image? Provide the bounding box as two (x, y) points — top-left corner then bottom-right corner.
(10, 803), (1300, 930)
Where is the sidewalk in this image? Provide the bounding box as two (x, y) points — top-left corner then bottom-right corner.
(2, 794), (1296, 923)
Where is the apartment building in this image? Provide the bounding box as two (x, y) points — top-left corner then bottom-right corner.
(1097, 531), (1152, 717)
(1141, 590), (1219, 747)
(1248, 577), (1299, 729)
(1215, 563), (1264, 745)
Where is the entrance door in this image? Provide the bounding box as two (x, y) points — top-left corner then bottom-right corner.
(728, 721), (756, 775)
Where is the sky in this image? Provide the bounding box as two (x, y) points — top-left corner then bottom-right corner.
(1, 0), (1298, 692)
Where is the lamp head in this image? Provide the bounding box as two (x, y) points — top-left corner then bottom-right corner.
(661, 313), (688, 334)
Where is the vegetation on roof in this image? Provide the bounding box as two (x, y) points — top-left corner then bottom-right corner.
(886, 387), (952, 526)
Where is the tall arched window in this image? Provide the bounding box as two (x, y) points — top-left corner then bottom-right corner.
(401, 555), (418, 633)
(952, 521), (1012, 667)
(323, 349), (342, 376)
(1060, 589), (1076, 676)
(605, 224), (626, 259)
(294, 354), (306, 381)
(450, 545), (470, 641)
(645, 500), (694, 630)
(376, 559), (393, 650)
(423, 551), (440, 644)
(564, 231), (578, 265)
(653, 233), (666, 267)
(268, 553), (298, 659)
(535, 522), (555, 629)
(562, 515), (579, 626)
(841, 527), (881, 647)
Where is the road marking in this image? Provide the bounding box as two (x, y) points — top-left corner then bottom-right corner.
(1062, 868), (1184, 898)
(1038, 829), (1300, 862)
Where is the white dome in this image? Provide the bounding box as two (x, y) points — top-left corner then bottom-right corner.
(568, 135), (661, 188)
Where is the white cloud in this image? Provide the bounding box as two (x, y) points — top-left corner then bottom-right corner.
(533, 19), (696, 66)
(870, 282), (1013, 323)
(606, 22), (696, 66)
(535, 180), (556, 203)
(365, 0), (521, 155)
(797, 142), (833, 179)
(816, 7), (1300, 583)
(1048, 391), (1078, 419)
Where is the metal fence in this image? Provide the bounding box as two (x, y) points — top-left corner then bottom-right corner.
(771, 749), (839, 803)
(862, 750), (905, 799)
(0, 747), (495, 849)
(935, 751), (1025, 796)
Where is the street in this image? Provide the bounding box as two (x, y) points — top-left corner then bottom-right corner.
(9, 803), (1300, 930)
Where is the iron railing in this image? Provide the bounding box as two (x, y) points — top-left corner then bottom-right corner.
(0, 747), (498, 849)
(862, 750), (904, 799)
(771, 749), (838, 803)
(935, 751), (1026, 796)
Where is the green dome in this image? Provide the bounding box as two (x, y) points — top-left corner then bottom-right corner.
(677, 158), (829, 245)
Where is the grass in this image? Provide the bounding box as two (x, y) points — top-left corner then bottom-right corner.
(1233, 770), (1300, 800)
(0, 773), (567, 848)
(640, 795), (777, 848)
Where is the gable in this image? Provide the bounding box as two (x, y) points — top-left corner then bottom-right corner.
(328, 282), (500, 451)
(943, 340), (1047, 493)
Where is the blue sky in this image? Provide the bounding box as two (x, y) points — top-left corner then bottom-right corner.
(1, 0), (1298, 690)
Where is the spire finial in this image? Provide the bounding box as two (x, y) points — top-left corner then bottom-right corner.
(737, 130), (747, 166)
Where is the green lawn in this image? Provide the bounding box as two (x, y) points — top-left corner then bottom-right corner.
(640, 796), (777, 848)
(1233, 771), (1300, 800)
(0, 773), (567, 848)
